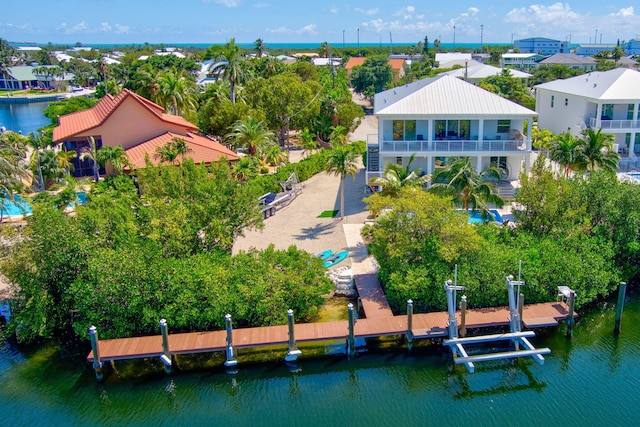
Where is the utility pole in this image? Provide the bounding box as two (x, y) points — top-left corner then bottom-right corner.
(453, 25), (456, 48)
(342, 30), (345, 49)
(480, 24), (484, 51)
(357, 28), (360, 51)
(595, 29), (598, 44)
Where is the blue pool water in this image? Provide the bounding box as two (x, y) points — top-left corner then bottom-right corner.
(1, 192), (87, 217)
(628, 173), (640, 181)
(464, 209), (504, 224)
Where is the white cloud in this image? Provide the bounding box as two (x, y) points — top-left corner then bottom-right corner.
(355, 7), (379, 16)
(204, 0), (242, 7)
(393, 6), (415, 19)
(253, 1), (269, 8)
(99, 22), (112, 32)
(609, 7), (634, 17)
(114, 24), (130, 34)
(505, 2), (579, 24)
(267, 23), (317, 36)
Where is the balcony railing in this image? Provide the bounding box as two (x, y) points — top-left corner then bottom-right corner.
(589, 118), (640, 129)
(377, 138), (528, 153)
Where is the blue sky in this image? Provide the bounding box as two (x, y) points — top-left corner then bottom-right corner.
(2, 1), (639, 45)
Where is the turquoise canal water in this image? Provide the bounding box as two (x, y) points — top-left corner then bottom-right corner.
(0, 101), (51, 135)
(1, 290), (639, 426)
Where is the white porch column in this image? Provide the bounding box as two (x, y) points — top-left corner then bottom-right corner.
(426, 155), (432, 175)
(595, 104), (603, 127)
(527, 117), (533, 150)
(476, 156), (483, 172)
(630, 132), (637, 159)
(478, 120), (485, 142)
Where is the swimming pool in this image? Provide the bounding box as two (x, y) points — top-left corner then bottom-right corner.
(627, 173), (640, 181)
(462, 209), (504, 224)
(1, 192), (87, 218)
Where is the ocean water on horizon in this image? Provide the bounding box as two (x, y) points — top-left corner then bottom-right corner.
(76, 42), (511, 50)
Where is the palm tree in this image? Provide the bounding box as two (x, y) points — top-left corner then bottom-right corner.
(96, 145), (129, 174)
(154, 143), (179, 166)
(37, 148), (65, 189)
(27, 130), (52, 191)
(429, 157), (504, 215)
(369, 154), (430, 197)
(231, 157), (259, 181)
(325, 146), (359, 220)
(132, 63), (160, 100)
(55, 147), (77, 174)
(171, 137), (193, 165)
(548, 132), (584, 177)
(263, 144), (287, 167)
(226, 116), (276, 157)
(254, 38), (266, 58)
(155, 69), (197, 117)
(579, 128), (619, 172)
(329, 125), (348, 148)
(300, 128), (318, 158)
(0, 131), (28, 199)
(209, 38), (245, 103)
(80, 136), (101, 182)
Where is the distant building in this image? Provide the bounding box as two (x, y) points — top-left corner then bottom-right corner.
(434, 52), (473, 68)
(442, 63), (532, 85)
(623, 39), (640, 55)
(575, 44), (617, 56)
(501, 53), (545, 70)
(514, 37), (570, 55)
(535, 68), (640, 157)
(0, 66), (73, 91)
(537, 53), (597, 71)
(345, 57), (407, 81)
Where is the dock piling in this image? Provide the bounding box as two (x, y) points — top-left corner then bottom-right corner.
(88, 326), (103, 381)
(224, 314), (239, 367)
(460, 296), (467, 338)
(285, 309), (302, 362)
(159, 319), (172, 374)
(406, 300), (414, 348)
(347, 303), (356, 357)
(566, 290), (576, 337)
(614, 282), (627, 335)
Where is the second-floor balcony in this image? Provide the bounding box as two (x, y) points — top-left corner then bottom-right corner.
(372, 136), (529, 153)
(589, 117), (640, 129)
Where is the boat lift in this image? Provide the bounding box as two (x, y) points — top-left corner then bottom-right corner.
(443, 266), (552, 373)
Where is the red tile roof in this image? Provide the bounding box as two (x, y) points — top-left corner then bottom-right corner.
(345, 57), (367, 70)
(124, 132), (238, 169)
(388, 59), (407, 71)
(52, 89), (197, 142)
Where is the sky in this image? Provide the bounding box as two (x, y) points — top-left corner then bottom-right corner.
(2, 1), (640, 46)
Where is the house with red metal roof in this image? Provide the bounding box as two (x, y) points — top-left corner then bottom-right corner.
(345, 57), (407, 81)
(52, 89), (238, 177)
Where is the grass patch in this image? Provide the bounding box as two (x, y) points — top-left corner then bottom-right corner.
(318, 210), (339, 218)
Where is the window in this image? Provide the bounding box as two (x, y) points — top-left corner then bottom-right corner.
(392, 120), (416, 140)
(565, 98), (568, 106)
(627, 104), (634, 120)
(396, 157), (403, 165)
(393, 120), (404, 141)
(551, 95), (554, 107)
(497, 120), (511, 133)
(434, 120), (469, 139)
(601, 104), (613, 120)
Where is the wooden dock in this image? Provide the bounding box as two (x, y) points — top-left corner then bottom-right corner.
(87, 302), (573, 362)
(87, 224), (576, 368)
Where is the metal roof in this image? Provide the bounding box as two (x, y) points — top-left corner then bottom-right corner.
(443, 64), (532, 80)
(374, 74), (536, 117)
(538, 53), (596, 65)
(535, 68), (640, 100)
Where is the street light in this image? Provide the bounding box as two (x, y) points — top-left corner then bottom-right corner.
(453, 25), (456, 48)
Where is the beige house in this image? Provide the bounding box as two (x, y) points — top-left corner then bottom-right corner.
(53, 89), (237, 176)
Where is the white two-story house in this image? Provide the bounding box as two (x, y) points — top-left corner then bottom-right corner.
(367, 74), (536, 183)
(535, 68), (640, 157)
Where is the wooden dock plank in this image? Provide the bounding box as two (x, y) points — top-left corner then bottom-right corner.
(87, 301), (575, 362)
(354, 273), (394, 318)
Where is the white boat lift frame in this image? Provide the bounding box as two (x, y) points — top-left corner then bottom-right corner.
(443, 265), (559, 373)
